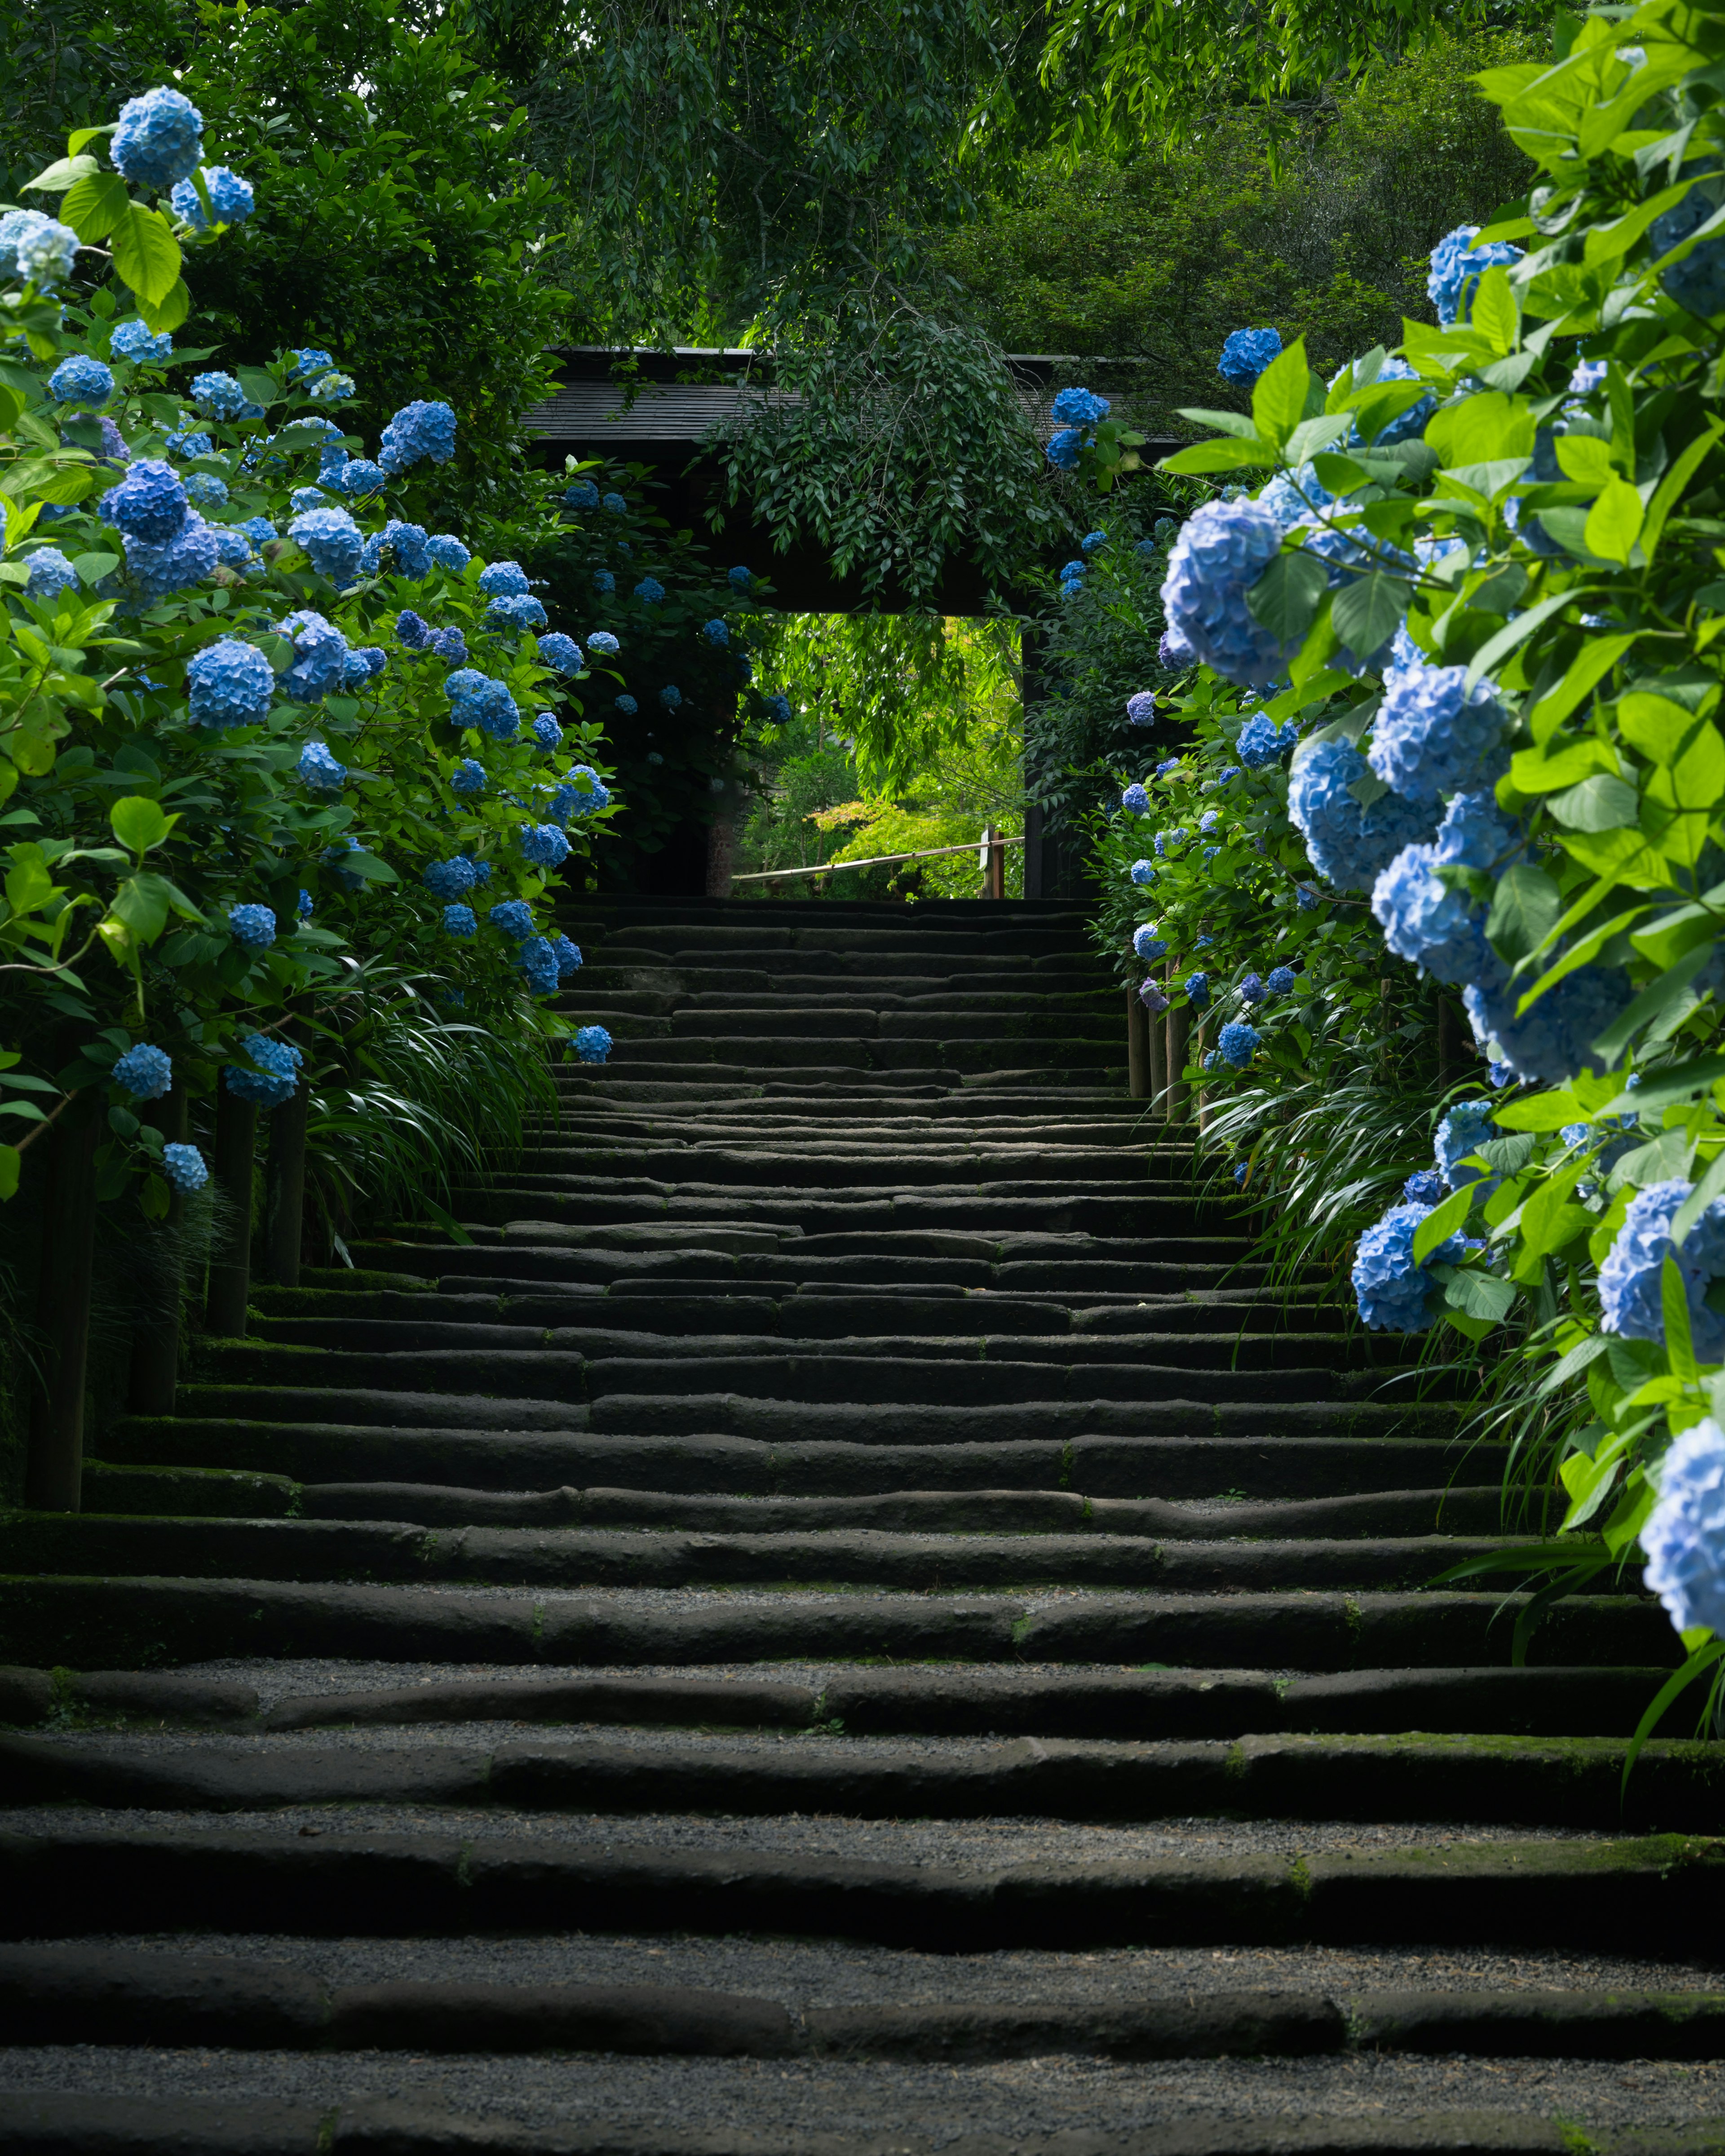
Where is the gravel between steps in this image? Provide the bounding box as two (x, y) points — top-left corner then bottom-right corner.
(3, 2045), (1725, 2138)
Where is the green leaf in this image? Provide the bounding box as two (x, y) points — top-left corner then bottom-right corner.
(1445, 1267), (1517, 1323)
(1621, 1638), (1725, 1796)
(1673, 1147), (1725, 1246)
(1245, 549), (1327, 641)
(1643, 420), (1724, 562)
(1466, 588), (1597, 690)
(1528, 632), (1639, 744)
(1665, 1256), (1699, 1382)
(137, 279), (190, 335)
(1426, 390), (1535, 468)
(1598, 1054), (1725, 1120)
(106, 872), (172, 943)
(1546, 773), (1639, 830)
(1492, 1089), (1583, 1133)
(1330, 572), (1409, 660)
(59, 170), (130, 242)
(109, 796), (175, 855)
(1250, 337), (1312, 450)
(24, 153), (99, 194)
(1592, 943), (1717, 1060)
(235, 366), (280, 409)
(1413, 1181), (1477, 1263)
(1585, 475), (1645, 564)
(0, 1144), (17, 1200)
(71, 552), (119, 586)
(1159, 438), (1272, 475)
(109, 204), (182, 308)
(1470, 265), (1520, 356)
(1172, 407), (1261, 440)
(1486, 863), (1562, 963)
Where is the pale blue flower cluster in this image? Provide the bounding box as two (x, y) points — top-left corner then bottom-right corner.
(1642, 1419), (1725, 1634)
(163, 1142), (208, 1194)
(112, 86), (203, 192)
(49, 356), (113, 407)
(1122, 783), (1150, 814)
(1403, 1168), (1446, 1206)
(565, 480), (600, 509)
(170, 166), (253, 229)
(443, 903), (477, 938)
(379, 399), (456, 472)
(1127, 691), (1157, 726)
(479, 561), (530, 598)
(487, 593), (548, 632)
(1371, 843), (1489, 986)
(426, 534), (469, 573)
(1287, 739), (1436, 892)
(341, 459), (388, 498)
(183, 471), (227, 508)
(1266, 965), (1296, 994)
(1238, 973), (1266, 1004)
(0, 209), (79, 288)
(552, 767), (612, 821)
(703, 618), (730, 646)
(1185, 972), (1210, 1009)
(1130, 860), (1154, 885)
(1427, 224), (1524, 326)
(603, 492), (628, 514)
(518, 935), (562, 995)
(447, 669), (519, 740)
(1463, 960), (1632, 1082)
(343, 646), (386, 689)
(23, 549), (78, 601)
(489, 899), (534, 940)
(1133, 927), (1167, 960)
(1600, 1181), (1725, 1363)
(279, 610), (351, 702)
(1352, 1202), (1464, 1329)
(289, 505), (364, 584)
(362, 521), (431, 579)
(1218, 328), (1281, 385)
(1433, 790), (1521, 869)
(575, 1024), (613, 1063)
(228, 903), (278, 948)
(191, 371), (248, 420)
(1352, 356), (1437, 445)
(297, 740), (346, 792)
(635, 577), (666, 604)
(1160, 498), (1296, 689)
(587, 631), (620, 656)
(113, 1043), (172, 1100)
(187, 638), (274, 728)
(538, 633), (582, 674)
(1368, 663), (1510, 805)
(1435, 1099), (1497, 1190)
(451, 759), (487, 796)
(594, 570), (616, 594)
(223, 1032), (303, 1107)
(1051, 387), (1110, 425)
(519, 823), (571, 869)
(1218, 1020), (1259, 1066)
(554, 935), (582, 977)
(532, 714), (563, 751)
(102, 457), (187, 544)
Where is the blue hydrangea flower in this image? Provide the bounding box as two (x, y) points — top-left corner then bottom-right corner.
(554, 935), (583, 977)
(297, 739), (346, 792)
(1126, 691), (1157, 727)
(478, 560), (531, 598)
(635, 577), (666, 604)
(1236, 713), (1294, 769)
(451, 758), (487, 796)
(1060, 561), (1086, 583)
(1233, 1163), (1249, 1187)
(1352, 1200), (1464, 1330)
(1132, 927), (1167, 961)
(162, 1142), (208, 1194)
(1428, 225), (1525, 327)
(447, 670), (519, 741)
(697, 618), (729, 648)
(1256, 465), (1338, 530)
(107, 513), (218, 605)
(1266, 965), (1297, 995)
(1051, 386), (1110, 425)
(307, 371), (355, 403)
(228, 903), (277, 948)
(0, 209), (78, 289)
(565, 480), (600, 509)
(1368, 663), (1511, 805)
(396, 610), (431, 651)
(289, 487), (325, 514)
(538, 633), (582, 674)
(587, 631), (620, 657)
(1488, 1059), (1515, 1087)
(1288, 739), (1438, 893)
(575, 1024), (613, 1063)
(1199, 810), (1219, 835)
(426, 534), (469, 573)
(223, 1032), (303, 1107)
(187, 638), (273, 728)
(1218, 1020), (1259, 1066)
(1463, 958), (1633, 1082)
(532, 713), (563, 751)
(289, 505), (364, 584)
(1185, 972), (1210, 1009)
(1642, 1419), (1725, 1634)
(181, 472), (227, 510)
(1218, 327), (1282, 385)
(516, 934), (562, 996)
(278, 611), (351, 702)
(1160, 497), (1298, 689)
(1349, 356), (1437, 446)
(1372, 843), (1490, 986)
(1122, 783), (1150, 814)
(297, 890), (314, 919)
(1045, 428), (1084, 471)
(1435, 1100), (1497, 1191)
(615, 694), (639, 715)
(166, 426), (213, 460)
(1433, 791), (1522, 870)
(659, 684), (682, 708)
(552, 766), (611, 821)
(1651, 182), (1725, 316)
(1080, 531), (1106, 553)
(340, 459), (388, 498)
(343, 646), (386, 689)
(443, 903), (478, 938)
(593, 570), (616, 594)
(488, 593), (548, 632)
(1130, 860), (1154, 885)
(111, 320), (173, 364)
(1600, 1182), (1725, 1364)
(603, 492), (628, 514)
(190, 371), (247, 420)
(1159, 628), (1192, 669)
(101, 458), (188, 542)
(240, 517), (274, 549)
(49, 355), (114, 407)
(1403, 1168), (1446, 1207)
(423, 856), (478, 901)
(113, 1043), (172, 1101)
(728, 565), (752, 588)
(1296, 885), (1320, 911)
(519, 822), (571, 869)
(378, 399), (456, 473)
(170, 165), (253, 229)
(112, 86), (203, 192)
(489, 899), (535, 941)
(359, 521), (431, 580)
(22, 549), (78, 601)
(1237, 973), (1267, 1004)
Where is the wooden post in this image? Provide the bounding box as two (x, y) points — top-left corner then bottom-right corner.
(206, 1083), (257, 1337)
(986, 828), (1006, 900)
(1437, 991), (1469, 1089)
(706, 815), (735, 899)
(263, 1054), (310, 1291)
(1126, 987), (1150, 1098)
(1146, 988), (1166, 1116)
(129, 1091), (189, 1417)
(1167, 1004), (1191, 1123)
(24, 1092), (99, 1512)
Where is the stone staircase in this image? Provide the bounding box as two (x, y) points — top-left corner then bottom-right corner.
(0, 895), (1720, 2156)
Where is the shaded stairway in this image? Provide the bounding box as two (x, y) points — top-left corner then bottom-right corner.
(0, 896), (1720, 2156)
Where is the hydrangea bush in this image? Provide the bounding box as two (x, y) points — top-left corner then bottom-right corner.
(0, 98), (618, 1214)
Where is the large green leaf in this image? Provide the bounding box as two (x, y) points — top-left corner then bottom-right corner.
(1585, 475), (1645, 564)
(110, 796), (176, 855)
(1486, 863), (1561, 962)
(110, 204), (183, 308)
(1245, 549), (1327, 641)
(137, 279), (190, 335)
(59, 171), (130, 241)
(1250, 338), (1312, 450)
(1445, 1268), (1517, 1323)
(1330, 570), (1410, 660)
(1546, 773), (1640, 830)
(1413, 1181), (1477, 1263)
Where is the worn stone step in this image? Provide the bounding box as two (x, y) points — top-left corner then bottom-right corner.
(0, 1578), (1674, 1673)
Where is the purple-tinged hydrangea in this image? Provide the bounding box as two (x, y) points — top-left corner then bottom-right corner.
(1132, 927), (1167, 961)
(634, 577), (666, 604)
(488, 899), (535, 941)
(1287, 739), (1438, 893)
(532, 713), (563, 751)
(443, 903), (477, 938)
(22, 549), (78, 602)
(1218, 1020), (1259, 1066)
(289, 505), (364, 584)
(1218, 327), (1282, 385)
(487, 592), (548, 632)
(1185, 972), (1210, 1009)
(1051, 386), (1110, 425)
(1159, 496), (1299, 689)
(1368, 662), (1511, 805)
(1238, 972), (1267, 1004)
(1352, 1201), (1465, 1330)
(1266, 965), (1297, 995)
(423, 856), (478, 901)
(190, 371), (247, 420)
(1600, 1181), (1725, 1364)
(1463, 957), (1633, 1082)
(478, 560), (531, 598)
(297, 739), (346, 792)
(519, 822), (571, 869)
(426, 534), (469, 573)
(344, 646), (386, 688)
(451, 758), (487, 796)
(113, 1043), (172, 1101)
(96, 418), (130, 468)
(1140, 980), (1169, 1013)
(575, 1024), (613, 1063)
(278, 610), (351, 702)
(187, 638), (273, 728)
(538, 633), (582, 674)
(1130, 860), (1154, 885)
(170, 165), (253, 229)
(1428, 224), (1525, 327)
(112, 86), (203, 192)
(395, 610), (431, 651)
(1642, 1419), (1725, 1635)
(1371, 843), (1490, 986)
(1122, 783), (1150, 814)
(223, 1032), (303, 1107)
(1158, 626), (1192, 669)
(1435, 1100), (1497, 1191)
(227, 903), (277, 949)
(163, 1142), (207, 1193)
(378, 399), (456, 473)
(1404, 1168), (1446, 1207)
(1126, 691), (1157, 726)
(49, 355), (114, 407)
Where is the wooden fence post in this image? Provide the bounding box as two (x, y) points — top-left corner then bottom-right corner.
(24, 1092), (99, 1512)
(263, 1033), (310, 1291)
(129, 1091), (189, 1417)
(206, 1083), (257, 1337)
(1126, 987), (1151, 1098)
(1167, 1005), (1191, 1123)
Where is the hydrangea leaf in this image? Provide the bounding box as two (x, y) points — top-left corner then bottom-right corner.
(1546, 772), (1639, 829)
(1426, 391), (1536, 468)
(1331, 571), (1408, 661)
(110, 796), (176, 855)
(1445, 1267), (1517, 1324)
(24, 154), (100, 194)
(1249, 337), (1313, 451)
(110, 204), (182, 310)
(0, 1145), (17, 1201)
(1412, 1181), (1477, 1264)
(1471, 266), (1521, 357)
(59, 171), (130, 241)
(1244, 549), (1326, 642)
(1584, 475), (1645, 564)
(136, 279), (190, 335)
